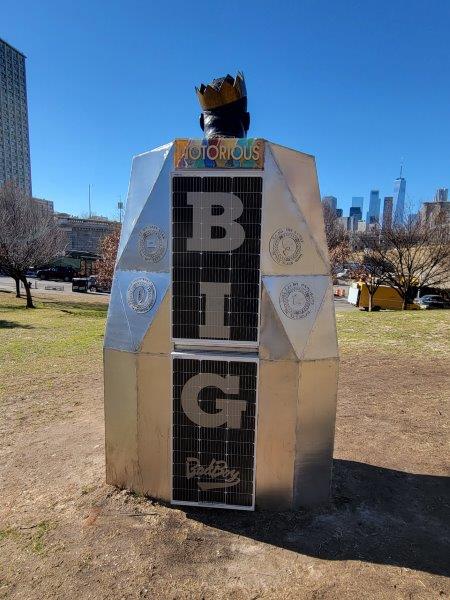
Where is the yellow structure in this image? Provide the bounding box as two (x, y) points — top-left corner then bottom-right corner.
(348, 281), (419, 310)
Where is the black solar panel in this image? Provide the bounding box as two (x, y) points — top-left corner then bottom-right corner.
(172, 176), (262, 343)
(172, 354), (257, 508)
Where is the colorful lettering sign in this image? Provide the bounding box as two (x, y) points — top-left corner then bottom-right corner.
(174, 138), (264, 169)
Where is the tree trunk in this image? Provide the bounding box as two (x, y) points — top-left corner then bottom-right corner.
(368, 291), (373, 312)
(14, 277), (21, 298)
(21, 276), (35, 308)
(402, 296), (407, 310)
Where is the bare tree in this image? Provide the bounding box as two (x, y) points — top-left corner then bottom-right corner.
(0, 181), (66, 308)
(360, 217), (450, 310)
(94, 226), (121, 290)
(351, 234), (389, 311)
(322, 203), (350, 274)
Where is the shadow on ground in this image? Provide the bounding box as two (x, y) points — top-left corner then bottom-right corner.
(0, 320), (34, 329)
(183, 460), (450, 577)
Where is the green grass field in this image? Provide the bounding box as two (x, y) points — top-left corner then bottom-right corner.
(0, 292), (108, 398)
(336, 309), (450, 357)
(0, 290), (449, 400)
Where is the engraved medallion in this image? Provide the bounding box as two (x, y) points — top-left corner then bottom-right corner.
(279, 281), (314, 319)
(138, 225), (167, 263)
(269, 228), (303, 265)
(127, 278), (156, 313)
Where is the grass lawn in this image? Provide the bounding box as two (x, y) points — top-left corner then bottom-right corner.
(1, 290), (449, 400)
(0, 291), (108, 400)
(336, 308), (450, 357)
(2, 290), (449, 372)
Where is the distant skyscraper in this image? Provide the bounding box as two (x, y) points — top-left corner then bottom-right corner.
(352, 196), (364, 212)
(435, 188), (448, 203)
(336, 208), (343, 218)
(0, 38), (32, 195)
(366, 190), (381, 226)
(382, 196), (393, 229)
(349, 206), (362, 221)
(322, 195), (338, 212)
(393, 167), (406, 225)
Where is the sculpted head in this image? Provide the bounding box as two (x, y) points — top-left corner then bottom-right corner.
(196, 71), (250, 139)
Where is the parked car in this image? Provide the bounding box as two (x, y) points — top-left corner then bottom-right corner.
(72, 277), (89, 293)
(87, 275), (110, 293)
(414, 295), (449, 309)
(36, 266), (76, 282)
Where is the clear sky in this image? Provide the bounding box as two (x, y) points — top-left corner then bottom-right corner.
(2, 0), (449, 219)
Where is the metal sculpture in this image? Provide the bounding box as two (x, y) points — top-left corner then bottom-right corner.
(104, 73), (339, 510)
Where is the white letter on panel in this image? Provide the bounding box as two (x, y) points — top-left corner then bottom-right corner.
(181, 373), (247, 428)
(187, 192), (245, 252)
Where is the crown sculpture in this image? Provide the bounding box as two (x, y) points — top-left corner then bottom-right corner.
(103, 72), (339, 511)
(196, 72), (250, 139)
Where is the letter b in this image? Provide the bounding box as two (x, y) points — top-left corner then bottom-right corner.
(187, 192), (245, 252)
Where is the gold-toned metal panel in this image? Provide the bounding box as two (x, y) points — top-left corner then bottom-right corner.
(139, 289), (172, 355)
(137, 354), (171, 501)
(268, 143), (329, 267)
(259, 285), (297, 361)
(256, 360), (299, 509)
(293, 358), (339, 508)
(104, 348), (139, 488)
(303, 283), (339, 360)
(261, 147), (329, 276)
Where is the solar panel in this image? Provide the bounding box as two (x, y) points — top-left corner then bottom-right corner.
(172, 175), (262, 344)
(172, 352), (258, 509)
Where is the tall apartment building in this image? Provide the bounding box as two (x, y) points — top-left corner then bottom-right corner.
(0, 38), (32, 195)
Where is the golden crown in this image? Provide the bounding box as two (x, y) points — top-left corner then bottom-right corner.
(196, 71), (247, 110)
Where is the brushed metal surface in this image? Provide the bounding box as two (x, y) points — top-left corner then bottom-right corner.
(268, 142), (329, 268)
(256, 359), (299, 509)
(263, 275), (333, 360)
(140, 289), (172, 355)
(261, 146), (329, 276)
(104, 270), (170, 352)
(303, 281), (339, 360)
(259, 284), (297, 361)
(104, 348), (139, 489)
(293, 358), (339, 508)
(117, 142), (173, 261)
(117, 145), (174, 273)
(137, 353), (172, 501)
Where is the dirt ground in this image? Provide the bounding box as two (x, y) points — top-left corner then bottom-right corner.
(0, 291), (449, 599)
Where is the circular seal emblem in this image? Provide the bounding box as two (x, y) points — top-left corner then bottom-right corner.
(269, 228), (303, 265)
(126, 278), (156, 313)
(138, 225), (167, 263)
(279, 282), (314, 319)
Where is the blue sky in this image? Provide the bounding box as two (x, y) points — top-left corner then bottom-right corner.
(2, 0), (449, 219)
